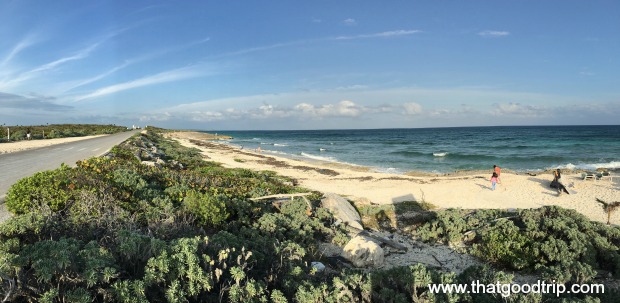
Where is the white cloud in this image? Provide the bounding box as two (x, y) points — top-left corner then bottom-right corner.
(478, 30), (510, 37)
(402, 102), (422, 115)
(491, 102), (546, 118)
(135, 86), (611, 128)
(343, 18), (357, 26)
(334, 84), (367, 91)
(295, 100), (364, 118)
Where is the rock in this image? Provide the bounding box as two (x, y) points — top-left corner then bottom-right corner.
(141, 161), (159, 167)
(351, 197), (373, 206)
(343, 235), (384, 268)
(311, 261), (326, 273)
(321, 193), (363, 231)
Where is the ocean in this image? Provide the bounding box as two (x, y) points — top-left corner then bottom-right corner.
(207, 125), (620, 174)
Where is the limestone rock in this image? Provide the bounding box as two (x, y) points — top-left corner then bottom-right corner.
(141, 161), (159, 167)
(320, 193), (363, 230)
(343, 235), (385, 268)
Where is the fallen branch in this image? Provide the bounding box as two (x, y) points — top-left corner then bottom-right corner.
(250, 193), (313, 201)
(345, 225), (408, 252)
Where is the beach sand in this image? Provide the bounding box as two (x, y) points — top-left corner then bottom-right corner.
(0, 135), (105, 154)
(168, 132), (620, 226)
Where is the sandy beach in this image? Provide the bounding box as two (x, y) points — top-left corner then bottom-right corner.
(0, 135), (105, 154)
(167, 132), (620, 226)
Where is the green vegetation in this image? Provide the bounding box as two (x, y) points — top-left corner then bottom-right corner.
(415, 207), (620, 285)
(0, 124), (127, 142)
(1, 129), (619, 302)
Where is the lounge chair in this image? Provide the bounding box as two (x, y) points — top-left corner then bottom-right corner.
(599, 171), (613, 181)
(582, 172), (596, 181)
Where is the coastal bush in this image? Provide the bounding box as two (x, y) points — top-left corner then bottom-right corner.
(415, 206), (620, 284)
(471, 219), (536, 270)
(14, 238), (118, 302)
(2, 124), (127, 141)
(5, 164), (73, 214)
(182, 190), (229, 227)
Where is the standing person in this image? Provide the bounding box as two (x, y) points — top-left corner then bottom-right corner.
(491, 173), (497, 190)
(493, 165), (501, 183)
(26, 129), (31, 140)
(490, 172), (499, 191)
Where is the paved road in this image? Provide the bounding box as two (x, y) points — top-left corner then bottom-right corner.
(0, 130), (140, 202)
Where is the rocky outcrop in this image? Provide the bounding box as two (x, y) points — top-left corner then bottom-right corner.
(343, 235), (385, 268)
(320, 193), (363, 231)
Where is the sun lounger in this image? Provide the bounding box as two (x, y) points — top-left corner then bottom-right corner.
(582, 172), (596, 181)
(599, 171), (614, 182)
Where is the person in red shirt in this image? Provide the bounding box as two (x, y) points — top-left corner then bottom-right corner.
(493, 165), (501, 183)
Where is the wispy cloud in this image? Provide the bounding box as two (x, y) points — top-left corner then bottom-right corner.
(478, 30), (510, 37)
(343, 18), (357, 26)
(31, 43), (100, 74)
(0, 34), (39, 69)
(0, 41), (101, 90)
(59, 37), (210, 94)
(221, 41), (305, 57)
(334, 29), (422, 40)
(221, 29), (422, 58)
(56, 62), (131, 94)
(73, 65), (208, 102)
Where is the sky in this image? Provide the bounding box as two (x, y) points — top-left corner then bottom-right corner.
(1, 1), (619, 130)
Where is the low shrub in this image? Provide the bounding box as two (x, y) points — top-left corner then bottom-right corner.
(5, 164), (73, 214)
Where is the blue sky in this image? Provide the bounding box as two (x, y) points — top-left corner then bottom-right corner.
(1, 1), (619, 130)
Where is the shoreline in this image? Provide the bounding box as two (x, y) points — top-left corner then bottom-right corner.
(222, 142), (610, 179)
(167, 132), (620, 226)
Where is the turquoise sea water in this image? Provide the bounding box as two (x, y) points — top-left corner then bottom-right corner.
(208, 126), (620, 174)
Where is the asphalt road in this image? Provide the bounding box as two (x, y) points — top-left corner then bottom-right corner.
(0, 130), (139, 202)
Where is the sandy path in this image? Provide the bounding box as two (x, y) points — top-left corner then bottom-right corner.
(0, 135), (105, 154)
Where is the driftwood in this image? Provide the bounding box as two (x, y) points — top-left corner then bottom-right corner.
(345, 225), (408, 252)
(250, 193), (313, 201)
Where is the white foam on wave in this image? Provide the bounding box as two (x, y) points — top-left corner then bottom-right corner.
(433, 152), (448, 157)
(300, 152), (337, 162)
(319, 148), (327, 151)
(373, 167), (404, 174)
(264, 150), (289, 156)
(273, 143), (288, 147)
(556, 161), (620, 171)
